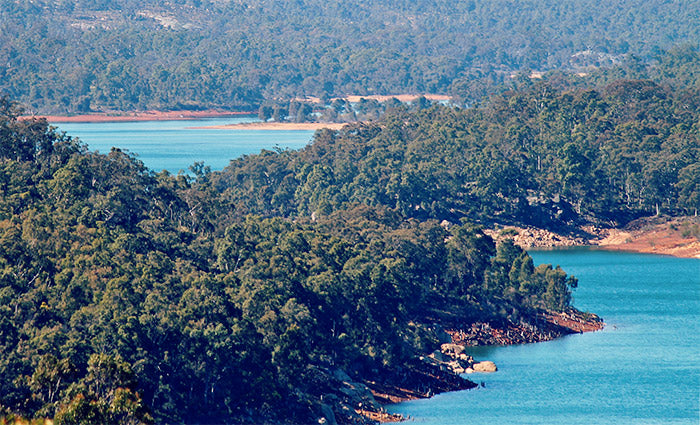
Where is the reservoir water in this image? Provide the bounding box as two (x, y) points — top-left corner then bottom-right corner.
(389, 248), (699, 424)
(50, 121), (699, 423)
(54, 117), (315, 174)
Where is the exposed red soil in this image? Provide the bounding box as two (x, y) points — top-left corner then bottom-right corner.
(488, 216), (700, 259)
(20, 109), (250, 123)
(595, 216), (700, 258)
(447, 310), (604, 347)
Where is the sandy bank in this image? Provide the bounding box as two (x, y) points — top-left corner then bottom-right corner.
(22, 110), (251, 123)
(595, 216), (700, 258)
(487, 216), (700, 259)
(189, 122), (349, 131)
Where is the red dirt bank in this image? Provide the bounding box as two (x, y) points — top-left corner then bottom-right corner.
(360, 309), (602, 423)
(22, 109), (250, 123)
(595, 216), (700, 258)
(487, 216), (700, 259)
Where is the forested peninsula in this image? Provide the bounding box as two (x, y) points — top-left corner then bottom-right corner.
(2, 66), (698, 424)
(2, 95), (592, 425)
(214, 79), (699, 229)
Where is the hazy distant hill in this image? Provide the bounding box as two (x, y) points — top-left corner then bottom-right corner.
(1, 0), (698, 113)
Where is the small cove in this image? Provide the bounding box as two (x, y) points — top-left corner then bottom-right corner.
(54, 117), (315, 174)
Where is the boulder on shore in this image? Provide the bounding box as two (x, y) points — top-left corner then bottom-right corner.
(472, 361), (498, 373)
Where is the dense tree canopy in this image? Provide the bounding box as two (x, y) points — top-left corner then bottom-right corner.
(1, 0), (698, 421)
(0, 96), (581, 423)
(1, 61), (698, 421)
(1, 0), (698, 113)
(213, 79), (700, 228)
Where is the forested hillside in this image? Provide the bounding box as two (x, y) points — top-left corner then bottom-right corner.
(1, 0), (698, 113)
(1, 97), (584, 424)
(213, 79), (700, 229)
(1, 0), (698, 422)
(1, 68), (698, 422)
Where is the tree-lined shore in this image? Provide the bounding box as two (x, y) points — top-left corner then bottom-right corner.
(22, 110), (249, 123)
(1, 65), (697, 422)
(212, 79), (699, 232)
(1, 95), (598, 424)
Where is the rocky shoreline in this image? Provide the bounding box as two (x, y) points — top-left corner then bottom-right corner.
(335, 309), (603, 424)
(305, 359), (476, 425)
(447, 309), (603, 346)
(341, 217), (700, 424)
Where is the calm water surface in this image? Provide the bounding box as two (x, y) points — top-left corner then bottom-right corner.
(389, 248), (700, 424)
(54, 117), (315, 173)
(51, 121), (700, 423)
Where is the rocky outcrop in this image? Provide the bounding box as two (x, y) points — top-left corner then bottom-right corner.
(308, 340), (491, 423)
(420, 343), (497, 376)
(363, 356), (477, 407)
(320, 310), (601, 423)
(472, 361), (497, 373)
(485, 216), (700, 258)
(446, 309), (603, 346)
(484, 225), (589, 248)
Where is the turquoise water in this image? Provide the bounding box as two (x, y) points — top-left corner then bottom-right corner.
(54, 117), (315, 174)
(389, 248), (700, 424)
(45, 121), (700, 422)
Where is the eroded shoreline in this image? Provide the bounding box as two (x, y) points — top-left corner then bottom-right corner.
(354, 309), (603, 423)
(486, 216), (700, 259)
